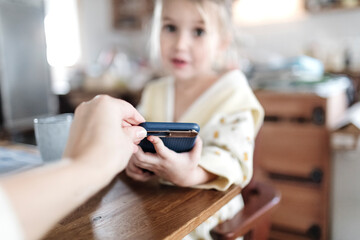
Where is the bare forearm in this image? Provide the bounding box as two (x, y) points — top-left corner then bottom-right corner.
(1, 159), (112, 240)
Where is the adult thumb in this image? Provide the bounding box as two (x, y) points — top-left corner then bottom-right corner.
(123, 126), (147, 143)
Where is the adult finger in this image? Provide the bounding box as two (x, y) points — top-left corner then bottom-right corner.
(114, 98), (145, 125)
(123, 126), (147, 143)
(87, 95), (145, 125)
(132, 144), (139, 153)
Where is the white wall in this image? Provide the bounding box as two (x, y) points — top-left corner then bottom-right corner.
(238, 9), (360, 60)
(77, 0), (149, 67)
(76, 1), (360, 68)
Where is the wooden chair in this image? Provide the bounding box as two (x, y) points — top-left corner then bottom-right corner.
(210, 126), (281, 240)
(210, 181), (281, 240)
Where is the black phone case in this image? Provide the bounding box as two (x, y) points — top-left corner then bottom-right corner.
(139, 122), (200, 153)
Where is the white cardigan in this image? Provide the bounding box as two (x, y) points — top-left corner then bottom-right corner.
(138, 69), (264, 191)
(138, 69), (265, 240)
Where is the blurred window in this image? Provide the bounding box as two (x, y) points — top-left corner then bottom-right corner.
(44, 0), (81, 67)
(233, 0), (305, 26)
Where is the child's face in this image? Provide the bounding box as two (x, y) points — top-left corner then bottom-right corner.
(160, 0), (223, 82)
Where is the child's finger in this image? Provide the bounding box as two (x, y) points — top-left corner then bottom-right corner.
(126, 168), (152, 182)
(128, 160), (144, 174)
(189, 137), (203, 162)
(148, 135), (173, 158)
(133, 150), (160, 170)
(126, 161), (153, 181)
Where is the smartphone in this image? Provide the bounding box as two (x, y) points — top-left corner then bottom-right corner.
(138, 122), (200, 153)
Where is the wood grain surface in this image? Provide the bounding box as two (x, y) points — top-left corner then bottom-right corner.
(44, 173), (241, 240)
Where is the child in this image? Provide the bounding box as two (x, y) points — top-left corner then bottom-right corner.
(126, 0), (264, 239)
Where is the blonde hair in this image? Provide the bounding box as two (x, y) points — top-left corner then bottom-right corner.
(148, 0), (240, 72)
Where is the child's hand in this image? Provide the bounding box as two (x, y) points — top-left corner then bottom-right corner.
(130, 136), (216, 187)
(125, 154), (156, 182)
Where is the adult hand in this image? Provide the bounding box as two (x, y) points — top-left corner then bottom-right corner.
(63, 95), (147, 180)
(1, 96), (146, 240)
(129, 136), (216, 187)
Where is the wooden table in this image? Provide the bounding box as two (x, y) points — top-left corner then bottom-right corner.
(44, 172), (241, 240)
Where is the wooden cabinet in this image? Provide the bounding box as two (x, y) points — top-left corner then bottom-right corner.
(59, 89), (142, 113)
(253, 90), (347, 240)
